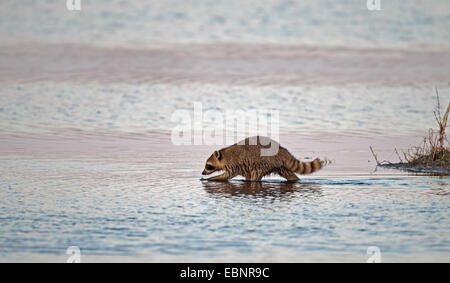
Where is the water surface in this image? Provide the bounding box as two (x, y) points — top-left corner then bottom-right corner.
(0, 0), (449, 262)
(0, 129), (449, 262)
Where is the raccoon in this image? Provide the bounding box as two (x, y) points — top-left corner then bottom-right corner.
(202, 136), (323, 181)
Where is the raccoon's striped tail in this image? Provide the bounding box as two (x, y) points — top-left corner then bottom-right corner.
(286, 157), (324, 175)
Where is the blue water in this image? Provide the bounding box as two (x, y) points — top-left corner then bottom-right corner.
(0, 0), (449, 262)
(0, 129), (449, 262)
(1, 0), (449, 48)
(0, 160), (448, 262)
(0, 83), (448, 133)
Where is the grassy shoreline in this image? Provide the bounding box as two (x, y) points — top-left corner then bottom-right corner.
(372, 88), (450, 175)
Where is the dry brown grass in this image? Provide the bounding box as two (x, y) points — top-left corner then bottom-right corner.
(371, 88), (450, 171)
(399, 88), (450, 167)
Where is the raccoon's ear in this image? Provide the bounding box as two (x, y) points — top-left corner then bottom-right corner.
(214, 150), (222, 160)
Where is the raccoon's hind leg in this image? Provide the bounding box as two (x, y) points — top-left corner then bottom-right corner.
(278, 167), (299, 182)
(207, 172), (236, 181)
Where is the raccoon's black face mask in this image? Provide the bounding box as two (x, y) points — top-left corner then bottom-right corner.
(202, 150), (223, 175)
(202, 164), (215, 175)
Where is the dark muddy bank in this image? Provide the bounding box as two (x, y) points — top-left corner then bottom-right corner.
(379, 162), (450, 175)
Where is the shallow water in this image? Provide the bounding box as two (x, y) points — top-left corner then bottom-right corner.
(0, 129), (449, 262)
(1, 0), (449, 262)
(1, 172), (449, 262)
(1, 167), (449, 262)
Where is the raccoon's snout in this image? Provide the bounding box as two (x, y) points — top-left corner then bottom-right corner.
(202, 169), (208, 175)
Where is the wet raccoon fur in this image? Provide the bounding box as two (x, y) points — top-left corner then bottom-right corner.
(202, 136), (323, 181)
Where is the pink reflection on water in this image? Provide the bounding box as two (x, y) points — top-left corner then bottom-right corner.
(1, 43), (449, 86)
(0, 129), (427, 177)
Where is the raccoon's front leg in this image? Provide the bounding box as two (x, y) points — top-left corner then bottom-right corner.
(244, 171), (265, 182)
(207, 171), (235, 181)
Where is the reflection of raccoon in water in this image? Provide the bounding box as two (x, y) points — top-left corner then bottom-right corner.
(202, 136), (324, 181)
(202, 179), (323, 199)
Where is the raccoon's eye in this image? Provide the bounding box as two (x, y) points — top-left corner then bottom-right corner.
(206, 165), (214, 170)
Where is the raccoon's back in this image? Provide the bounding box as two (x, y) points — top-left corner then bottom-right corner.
(236, 136), (277, 148)
(224, 137), (287, 167)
